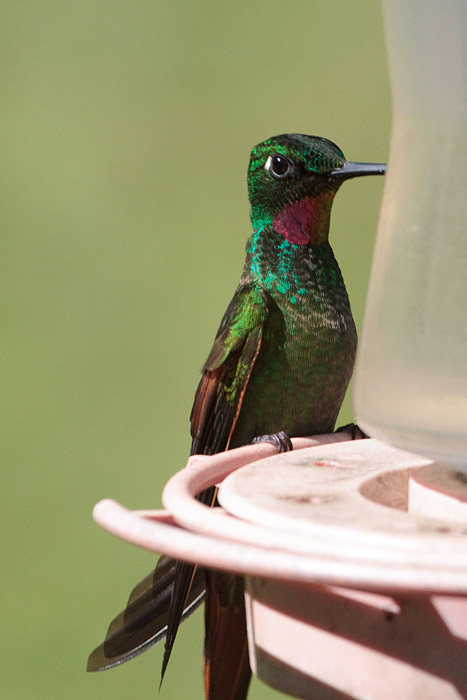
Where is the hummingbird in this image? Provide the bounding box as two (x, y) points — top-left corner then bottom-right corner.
(87, 134), (385, 699)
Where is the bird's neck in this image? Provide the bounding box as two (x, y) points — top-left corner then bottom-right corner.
(243, 224), (344, 305)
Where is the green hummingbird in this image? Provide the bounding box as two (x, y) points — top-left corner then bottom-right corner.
(87, 134), (385, 699)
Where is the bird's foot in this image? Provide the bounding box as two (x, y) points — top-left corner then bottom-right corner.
(251, 430), (293, 453)
(335, 423), (368, 440)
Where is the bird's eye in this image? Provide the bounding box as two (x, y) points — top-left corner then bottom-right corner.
(265, 154), (293, 179)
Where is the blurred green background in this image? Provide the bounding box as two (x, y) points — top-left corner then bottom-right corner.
(2, 2), (389, 699)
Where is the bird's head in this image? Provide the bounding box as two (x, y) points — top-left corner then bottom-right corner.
(248, 134), (385, 245)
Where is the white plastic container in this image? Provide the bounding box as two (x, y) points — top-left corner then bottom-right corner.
(353, 0), (467, 471)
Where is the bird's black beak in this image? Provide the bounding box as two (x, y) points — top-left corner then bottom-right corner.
(329, 161), (386, 180)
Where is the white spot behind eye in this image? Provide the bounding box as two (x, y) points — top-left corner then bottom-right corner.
(264, 156), (272, 172)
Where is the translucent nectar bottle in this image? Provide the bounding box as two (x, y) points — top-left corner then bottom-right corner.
(353, 0), (467, 472)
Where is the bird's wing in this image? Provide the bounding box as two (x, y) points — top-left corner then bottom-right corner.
(87, 284), (268, 675)
(161, 283), (268, 681)
(190, 282), (268, 455)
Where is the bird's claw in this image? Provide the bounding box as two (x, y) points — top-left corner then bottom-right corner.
(251, 430), (293, 453)
(335, 422), (368, 440)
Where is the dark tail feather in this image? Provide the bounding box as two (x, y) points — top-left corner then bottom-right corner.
(160, 486), (217, 683)
(87, 556), (205, 672)
(160, 559), (199, 682)
(204, 571), (251, 700)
